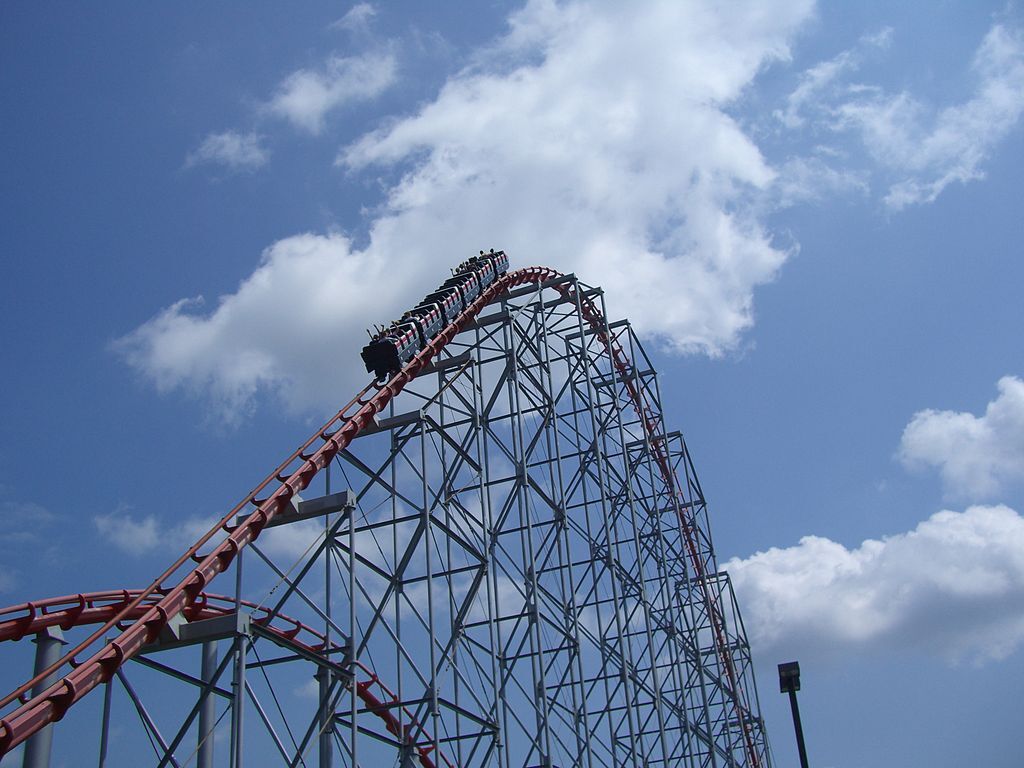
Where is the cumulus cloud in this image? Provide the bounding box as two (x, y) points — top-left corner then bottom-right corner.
(899, 376), (1024, 500)
(114, 232), (428, 420)
(339, 0), (808, 354)
(120, 0), (820, 419)
(186, 131), (269, 171)
(726, 505), (1024, 663)
(269, 51), (397, 134)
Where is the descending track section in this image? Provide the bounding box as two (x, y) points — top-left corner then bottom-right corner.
(0, 591), (448, 768)
(0, 262), (771, 768)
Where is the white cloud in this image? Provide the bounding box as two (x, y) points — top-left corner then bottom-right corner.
(93, 509), (224, 556)
(726, 505), (1024, 663)
(0, 498), (60, 591)
(899, 376), (1024, 500)
(331, 3), (377, 33)
(187, 131), (269, 171)
(0, 499), (56, 549)
(774, 27), (892, 129)
(0, 499), (56, 535)
(257, 518), (325, 562)
(293, 678), (321, 700)
(120, 0), (821, 418)
(837, 23), (1024, 209)
(774, 22), (1024, 209)
(94, 510), (161, 553)
(114, 232), (429, 420)
(269, 51), (397, 134)
(339, 0), (818, 364)
(772, 154), (868, 206)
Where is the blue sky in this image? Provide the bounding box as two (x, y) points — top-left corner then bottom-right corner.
(2, 2), (1023, 766)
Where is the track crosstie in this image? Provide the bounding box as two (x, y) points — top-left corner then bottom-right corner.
(0, 265), (771, 767)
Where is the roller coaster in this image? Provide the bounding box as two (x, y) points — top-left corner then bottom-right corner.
(0, 258), (772, 767)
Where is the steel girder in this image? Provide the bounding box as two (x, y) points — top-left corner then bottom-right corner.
(0, 268), (771, 768)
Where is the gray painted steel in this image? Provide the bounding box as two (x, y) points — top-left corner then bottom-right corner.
(22, 628), (65, 768)
(19, 275), (771, 767)
(198, 641), (217, 768)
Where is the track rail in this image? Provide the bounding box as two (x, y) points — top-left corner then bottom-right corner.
(0, 590), (321, 646)
(0, 267), (556, 756)
(566, 289), (762, 767)
(0, 590), (448, 768)
(0, 265), (760, 767)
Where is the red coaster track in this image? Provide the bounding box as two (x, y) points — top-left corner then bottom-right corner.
(0, 590), (449, 767)
(0, 267), (760, 767)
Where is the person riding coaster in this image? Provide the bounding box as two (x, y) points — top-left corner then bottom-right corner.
(360, 250), (509, 381)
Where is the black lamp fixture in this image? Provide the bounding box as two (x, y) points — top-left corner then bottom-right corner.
(778, 661), (809, 768)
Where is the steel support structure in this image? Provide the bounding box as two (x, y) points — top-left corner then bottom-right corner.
(21, 629), (64, 768)
(0, 269), (771, 767)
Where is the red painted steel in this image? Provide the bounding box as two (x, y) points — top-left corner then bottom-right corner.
(565, 290), (763, 768)
(0, 265), (760, 767)
(0, 268), (555, 755)
(0, 590), (443, 768)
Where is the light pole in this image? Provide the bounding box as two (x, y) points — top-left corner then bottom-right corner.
(778, 661), (809, 768)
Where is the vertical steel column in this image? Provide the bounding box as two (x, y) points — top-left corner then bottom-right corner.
(421, 417), (440, 762)
(317, 666), (333, 768)
(624, 339), (699, 766)
(437, 362), (460, 767)
(591, 306), (655, 763)
(230, 551), (245, 768)
(566, 293), (620, 767)
(542, 292), (595, 768)
(97, 679), (113, 768)
(198, 641), (217, 768)
(391, 399), (404, 768)
(473, 321), (507, 768)
(611, 322), (672, 766)
(348, 472), (357, 768)
(503, 289), (555, 766)
(575, 286), (641, 765)
(321, 464), (334, 768)
(22, 627), (65, 768)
